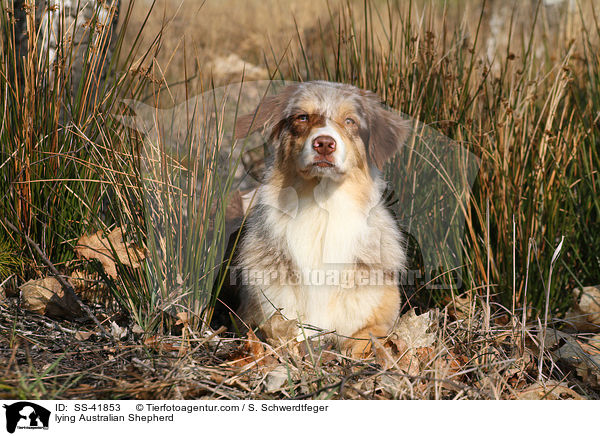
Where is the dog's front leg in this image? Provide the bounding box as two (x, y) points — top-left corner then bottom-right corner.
(343, 324), (391, 358)
(342, 284), (400, 358)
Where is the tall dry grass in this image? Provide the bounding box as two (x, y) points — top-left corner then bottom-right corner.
(270, 0), (600, 315)
(1, 0), (598, 332)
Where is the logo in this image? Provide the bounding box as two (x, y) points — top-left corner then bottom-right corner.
(2, 402), (50, 434)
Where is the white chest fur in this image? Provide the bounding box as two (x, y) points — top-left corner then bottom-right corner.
(281, 180), (369, 270)
(247, 178), (394, 337)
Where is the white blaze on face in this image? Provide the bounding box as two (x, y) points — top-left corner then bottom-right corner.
(299, 119), (348, 170)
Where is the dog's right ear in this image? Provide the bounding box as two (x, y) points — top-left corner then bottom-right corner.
(234, 85), (297, 139)
(235, 94), (286, 139)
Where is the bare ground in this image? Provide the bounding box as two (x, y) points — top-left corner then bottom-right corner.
(1, 294), (598, 400)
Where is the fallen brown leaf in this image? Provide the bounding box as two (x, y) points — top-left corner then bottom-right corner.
(516, 382), (583, 400)
(75, 330), (94, 341)
(19, 277), (84, 319)
(260, 312), (299, 347)
(70, 269), (102, 292)
(393, 309), (436, 349)
(565, 286), (600, 332)
(446, 294), (473, 320)
(544, 328), (600, 389)
(143, 335), (181, 352)
(375, 309), (437, 373)
(74, 227), (145, 279)
(175, 312), (190, 327)
(433, 348), (467, 384)
(572, 338), (600, 389)
(132, 324), (145, 335)
(68, 269), (114, 307)
(264, 365), (290, 392)
(228, 330), (277, 367)
(575, 356), (600, 389)
(111, 321), (128, 340)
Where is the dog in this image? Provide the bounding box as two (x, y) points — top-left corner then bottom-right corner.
(221, 81), (410, 357)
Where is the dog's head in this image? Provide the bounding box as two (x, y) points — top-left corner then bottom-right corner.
(235, 81), (410, 181)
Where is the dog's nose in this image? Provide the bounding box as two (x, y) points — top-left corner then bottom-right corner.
(312, 135), (336, 155)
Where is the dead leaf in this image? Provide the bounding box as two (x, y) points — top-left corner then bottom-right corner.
(70, 270), (99, 291)
(264, 365), (290, 392)
(378, 373), (412, 398)
(19, 277), (84, 319)
(175, 311), (192, 329)
(431, 349), (468, 389)
(544, 328), (600, 389)
(446, 294), (472, 320)
(373, 335), (412, 372)
(438, 349), (466, 372)
(143, 335), (180, 352)
(132, 324), (144, 335)
(581, 334), (600, 357)
(565, 338), (600, 389)
(69, 269), (113, 307)
(111, 321), (127, 340)
(516, 382), (583, 400)
(240, 330), (265, 361)
(574, 355), (600, 389)
(69, 269), (108, 295)
(375, 310), (437, 373)
(74, 227), (145, 279)
(228, 330), (277, 367)
(260, 313), (299, 347)
(393, 309), (436, 349)
(565, 286), (600, 332)
(75, 330), (94, 341)
(210, 373), (225, 384)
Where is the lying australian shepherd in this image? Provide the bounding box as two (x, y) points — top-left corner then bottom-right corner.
(220, 81), (410, 357)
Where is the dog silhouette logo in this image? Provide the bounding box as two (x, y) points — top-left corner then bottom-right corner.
(2, 402), (50, 433)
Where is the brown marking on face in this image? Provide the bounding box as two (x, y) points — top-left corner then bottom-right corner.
(237, 82), (410, 184)
(274, 112), (373, 207)
(288, 112), (327, 140)
(275, 112), (327, 178)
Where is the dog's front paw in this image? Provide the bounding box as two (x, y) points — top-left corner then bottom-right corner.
(343, 325), (390, 359)
(343, 338), (374, 359)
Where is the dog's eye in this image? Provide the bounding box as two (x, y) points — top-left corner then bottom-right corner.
(296, 114), (309, 122)
(345, 117), (356, 126)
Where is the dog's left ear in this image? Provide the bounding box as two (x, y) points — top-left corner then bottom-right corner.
(363, 94), (411, 170)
